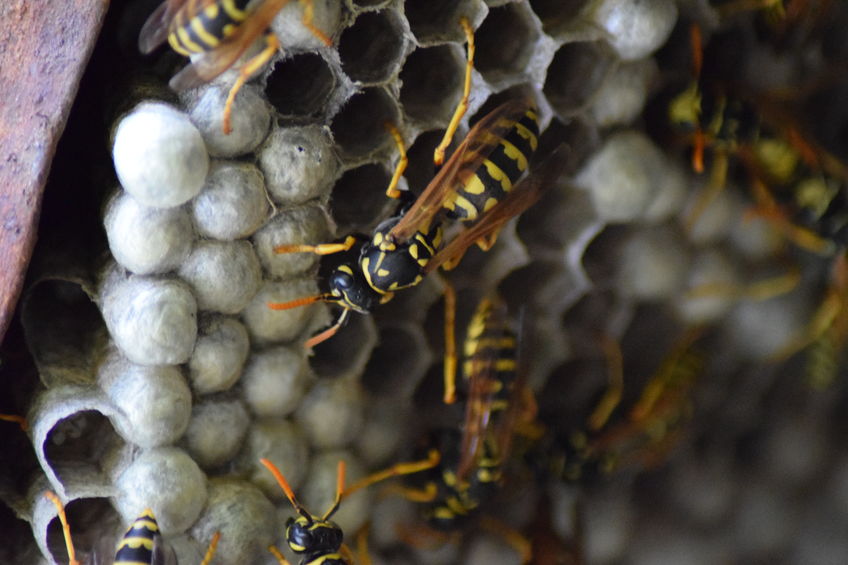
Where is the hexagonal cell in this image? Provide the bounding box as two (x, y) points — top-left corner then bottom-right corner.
(44, 496), (119, 564)
(43, 410), (124, 492)
(338, 10), (407, 84)
(329, 163), (396, 234)
(308, 311), (377, 379)
(475, 3), (539, 84)
(528, 0), (589, 37)
(543, 41), (614, 116)
(403, 130), (442, 194)
(533, 116), (599, 172)
(265, 53), (335, 118)
(362, 323), (432, 398)
(331, 87), (400, 160)
(399, 45), (465, 128)
(21, 280), (106, 387)
(405, 0), (480, 44)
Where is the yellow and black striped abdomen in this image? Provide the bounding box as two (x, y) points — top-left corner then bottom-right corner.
(463, 298), (518, 413)
(446, 108), (540, 222)
(114, 509), (160, 564)
(168, 0), (252, 56)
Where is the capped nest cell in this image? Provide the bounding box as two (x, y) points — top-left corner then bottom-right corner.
(4, 0), (848, 563)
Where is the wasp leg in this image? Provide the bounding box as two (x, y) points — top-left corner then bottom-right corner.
(478, 516), (533, 564)
(0, 414), (27, 431)
(298, 0), (333, 46)
(44, 491), (80, 565)
(433, 17), (475, 167)
(200, 532), (221, 565)
(223, 32), (281, 135)
(384, 122), (408, 199)
(343, 449), (441, 497)
(274, 234), (358, 255)
(355, 523), (372, 565)
(587, 335), (624, 432)
(684, 150), (730, 234)
(268, 544), (292, 565)
(770, 255), (848, 362)
(442, 278), (458, 404)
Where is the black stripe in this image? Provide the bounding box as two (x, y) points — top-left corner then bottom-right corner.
(115, 542), (153, 563)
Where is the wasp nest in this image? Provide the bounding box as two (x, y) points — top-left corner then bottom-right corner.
(4, 0), (848, 563)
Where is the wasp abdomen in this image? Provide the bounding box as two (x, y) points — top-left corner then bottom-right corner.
(168, 0), (252, 56)
(446, 108), (540, 222)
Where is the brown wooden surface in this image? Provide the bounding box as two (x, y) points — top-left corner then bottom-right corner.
(0, 1), (109, 342)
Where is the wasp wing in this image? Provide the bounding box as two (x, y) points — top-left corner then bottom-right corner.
(169, 0), (290, 90)
(138, 0), (190, 53)
(455, 298), (511, 482)
(425, 144), (568, 274)
(389, 98), (536, 244)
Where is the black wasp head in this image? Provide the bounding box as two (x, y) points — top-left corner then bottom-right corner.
(285, 515), (344, 555)
(328, 264), (381, 314)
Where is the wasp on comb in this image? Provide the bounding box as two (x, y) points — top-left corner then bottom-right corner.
(43, 491), (220, 565)
(139, 0), (332, 134)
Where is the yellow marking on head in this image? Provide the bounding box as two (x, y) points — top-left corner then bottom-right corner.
(408, 243), (419, 259)
(374, 232), (383, 245)
(514, 121), (538, 151)
(378, 268), (390, 277)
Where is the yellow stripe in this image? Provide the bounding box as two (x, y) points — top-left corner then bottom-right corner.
(119, 536), (155, 550)
(495, 359), (516, 371)
(481, 158), (513, 192)
(514, 121), (538, 151)
(176, 26), (204, 53)
(222, 0), (249, 20)
(168, 32), (192, 55)
(498, 139), (528, 173)
(203, 4), (219, 19)
(482, 197), (499, 213)
(191, 16), (220, 48)
(452, 194), (479, 220)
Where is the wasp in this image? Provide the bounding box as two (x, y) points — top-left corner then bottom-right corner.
(260, 458), (353, 565)
(269, 98), (563, 402)
(342, 297), (536, 560)
(530, 331), (704, 485)
(139, 0), (332, 134)
(43, 491), (220, 565)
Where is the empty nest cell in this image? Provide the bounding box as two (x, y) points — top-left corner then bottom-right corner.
(329, 163), (395, 234)
(338, 10), (407, 84)
(528, 0), (590, 37)
(404, 0), (477, 43)
(399, 44), (465, 127)
(330, 87), (399, 160)
(543, 41), (615, 116)
(474, 3), (539, 83)
(265, 52), (335, 118)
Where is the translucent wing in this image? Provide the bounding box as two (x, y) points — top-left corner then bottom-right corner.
(389, 98), (536, 243)
(455, 331), (501, 481)
(138, 0), (190, 53)
(169, 0), (291, 90)
(425, 144), (568, 274)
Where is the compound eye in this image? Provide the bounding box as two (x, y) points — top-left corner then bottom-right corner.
(331, 269), (354, 291)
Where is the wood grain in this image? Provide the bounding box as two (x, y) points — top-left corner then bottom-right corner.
(0, 1), (109, 342)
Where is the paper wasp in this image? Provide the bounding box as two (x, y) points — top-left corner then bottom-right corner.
(43, 491), (220, 565)
(139, 0), (332, 134)
(267, 16), (566, 402)
(341, 296), (536, 560)
(260, 458), (353, 565)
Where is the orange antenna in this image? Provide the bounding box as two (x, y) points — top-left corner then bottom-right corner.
(260, 458), (311, 521)
(0, 414), (27, 431)
(321, 461), (346, 521)
(268, 294), (333, 311)
(304, 309), (351, 349)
